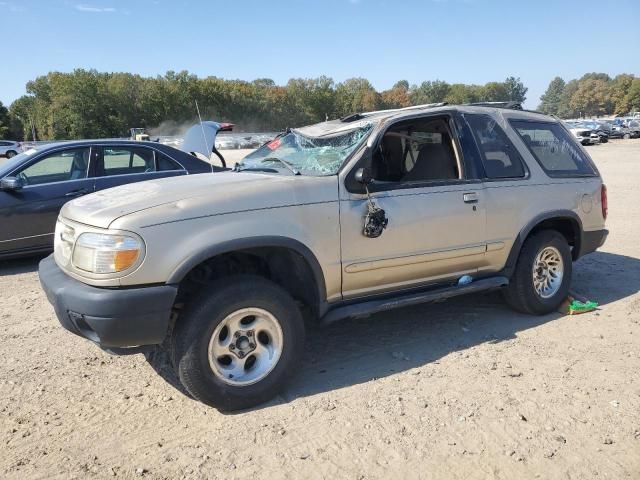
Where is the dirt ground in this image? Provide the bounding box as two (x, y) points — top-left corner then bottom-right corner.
(1, 140), (639, 480)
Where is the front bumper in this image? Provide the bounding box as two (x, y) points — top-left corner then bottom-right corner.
(39, 255), (177, 349)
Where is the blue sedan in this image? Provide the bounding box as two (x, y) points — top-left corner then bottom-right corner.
(0, 140), (222, 259)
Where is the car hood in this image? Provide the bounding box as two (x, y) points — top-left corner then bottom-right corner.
(61, 171), (337, 229)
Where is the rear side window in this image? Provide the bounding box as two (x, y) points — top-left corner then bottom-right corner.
(465, 114), (525, 179)
(156, 152), (182, 171)
(102, 147), (155, 176)
(510, 120), (596, 177)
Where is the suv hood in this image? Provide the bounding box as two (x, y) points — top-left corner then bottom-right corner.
(61, 172), (336, 229)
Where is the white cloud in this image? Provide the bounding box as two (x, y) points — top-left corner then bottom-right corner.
(75, 4), (117, 13)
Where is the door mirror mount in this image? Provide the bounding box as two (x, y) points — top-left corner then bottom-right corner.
(0, 176), (24, 191)
(355, 167), (372, 186)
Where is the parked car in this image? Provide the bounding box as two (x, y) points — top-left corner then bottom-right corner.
(0, 140), (221, 259)
(579, 121), (609, 143)
(567, 125), (594, 145)
(0, 140), (22, 159)
(627, 120), (640, 138)
(610, 118), (633, 139)
(40, 104), (607, 410)
(215, 135), (238, 150)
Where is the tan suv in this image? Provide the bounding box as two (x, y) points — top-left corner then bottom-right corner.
(39, 104), (608, 410)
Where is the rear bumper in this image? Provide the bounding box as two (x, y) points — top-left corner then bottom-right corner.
(579, 229), (608, 258)
(38, 255), (177, 349)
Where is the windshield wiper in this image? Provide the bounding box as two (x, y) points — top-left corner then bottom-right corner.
(234, 165), (279, 173)
(261, 157), (301, 176)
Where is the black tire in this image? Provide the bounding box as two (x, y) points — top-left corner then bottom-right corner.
(5, 150), (17, 159)
(623, 133), (630, 139)
(504, 230), (572, 315)
(170, 275), (305, 411)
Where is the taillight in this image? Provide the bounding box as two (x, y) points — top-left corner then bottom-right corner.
(601, 184), (608, 220)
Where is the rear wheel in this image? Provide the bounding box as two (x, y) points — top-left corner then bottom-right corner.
(170, 275), (305, 411)
(5, 150), (17, 158)
(504, 230), (572, 315)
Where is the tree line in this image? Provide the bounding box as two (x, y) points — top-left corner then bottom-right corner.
(0, 70), (527, 141)
(538, 73), (640, 118)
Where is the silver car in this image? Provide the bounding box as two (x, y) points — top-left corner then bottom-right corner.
(40, 103), (608, 410)
(0, 140), (22, 159)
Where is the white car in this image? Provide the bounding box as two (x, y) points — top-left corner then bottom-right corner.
(0, 141), (22, 158)
(567, 126), (593, 145)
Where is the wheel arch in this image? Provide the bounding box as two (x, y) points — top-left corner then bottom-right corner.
(503, 210), (583, 278)
(167, 236), (328, 317)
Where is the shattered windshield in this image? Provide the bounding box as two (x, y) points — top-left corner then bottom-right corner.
(238, 123), (373, 176)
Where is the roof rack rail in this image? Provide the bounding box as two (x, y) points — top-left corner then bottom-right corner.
(340, 113), (366, 122)
(466, 101), (523, 110)
(340, 102), (450, 122)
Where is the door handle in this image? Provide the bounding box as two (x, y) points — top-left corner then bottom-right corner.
(65, 188), (88, 197)
(463, 192), (478, 204)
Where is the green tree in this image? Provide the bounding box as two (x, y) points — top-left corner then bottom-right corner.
(504, 76), (528, 103)
(410, 80), (450, 105)
(557, 80), (579, 118)
(624, 78), (640, 112)
(479, 82), (509, 102)
(538, 77), (566, 115)
(609, 74), (635, 114)
(381, 80), (411, 109)
(569, 79), (612, 117)
(0, 102), (9, 139)
(444, 84), (480, 104)
(335, 78), (381, 116)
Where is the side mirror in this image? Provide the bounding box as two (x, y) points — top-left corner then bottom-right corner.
(354, 167), (372, 185)
(0, 176), (24, 191)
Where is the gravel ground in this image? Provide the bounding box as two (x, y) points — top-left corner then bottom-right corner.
(0, 140), (639, 480)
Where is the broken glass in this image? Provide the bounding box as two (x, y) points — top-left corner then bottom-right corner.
(238, 123), (374, 176)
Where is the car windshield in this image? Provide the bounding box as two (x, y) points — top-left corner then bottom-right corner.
(238, 123), (373, 176)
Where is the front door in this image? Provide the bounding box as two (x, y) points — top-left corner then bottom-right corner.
(339, 114), (486, 299)
(0, 146), (96, 254)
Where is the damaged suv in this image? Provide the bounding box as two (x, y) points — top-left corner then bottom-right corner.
(39, 104), (608, 410)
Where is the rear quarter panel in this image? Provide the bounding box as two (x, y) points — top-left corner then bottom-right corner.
(481, 111), (605, 273)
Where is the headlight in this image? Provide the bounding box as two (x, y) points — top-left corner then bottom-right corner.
(72, 232), (142, 274)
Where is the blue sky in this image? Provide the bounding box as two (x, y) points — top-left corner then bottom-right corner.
(1, 0), (639, 109)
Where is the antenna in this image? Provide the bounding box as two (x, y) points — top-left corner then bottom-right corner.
(195, 100), (213, 173)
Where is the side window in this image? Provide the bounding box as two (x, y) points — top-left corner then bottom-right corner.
(156, 152), (182, 171)
(465, 114), (525, 179)
(372, 116), (460, 184)
(510, 120), (596, 177)
(102, 147), (155, 176)
(16, 148), (90, 186)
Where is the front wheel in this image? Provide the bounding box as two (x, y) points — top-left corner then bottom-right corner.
(504, 230), (572, 315)
(170, 275), (305, 411)
(5, 150), (17, 158)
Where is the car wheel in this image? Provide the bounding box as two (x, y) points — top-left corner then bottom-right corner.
(623, 133), (630, 139)
(170, 274), (305, 411)
(504, 230), (572, 315)
(6, 150), (17, 158)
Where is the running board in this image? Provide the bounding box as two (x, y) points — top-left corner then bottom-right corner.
(321, 276), (509, 325)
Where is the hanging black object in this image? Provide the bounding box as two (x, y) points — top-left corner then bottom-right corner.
(354, 168), (387, 238)
(363, 200), (388, 238)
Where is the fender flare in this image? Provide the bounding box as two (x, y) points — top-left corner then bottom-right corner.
(166, 235), (328, 309)
(503, 210), (583, 277)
